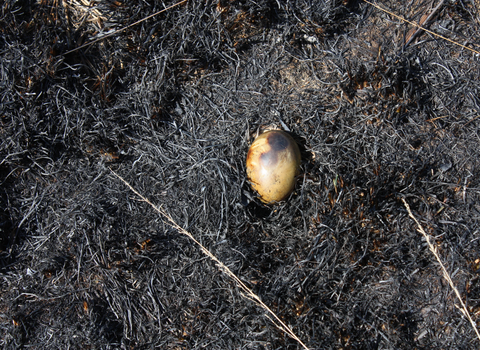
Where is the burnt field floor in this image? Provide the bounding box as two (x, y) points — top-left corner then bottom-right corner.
(1, 0), (480, 349)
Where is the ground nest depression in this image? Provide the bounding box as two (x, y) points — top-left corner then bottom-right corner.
(1, 0), (480, 349)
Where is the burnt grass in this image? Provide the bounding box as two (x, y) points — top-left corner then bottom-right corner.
(1, 0), (480, 349)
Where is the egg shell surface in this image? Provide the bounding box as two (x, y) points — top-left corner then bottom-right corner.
(246, 130), (301, 204)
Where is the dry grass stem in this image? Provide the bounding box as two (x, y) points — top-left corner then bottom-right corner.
(67, 0), (106, 28)
(110, 169), (310, 350)
(364, 0), (480, 55)
(402, 198), (480, 344)
(63, 0), (187, 55)
(403, 0), (445, 48)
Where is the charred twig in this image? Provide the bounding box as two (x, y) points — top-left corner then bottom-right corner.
(63, 0), (187, 55)
(364, 0), (480, 55)
(404, 0), (445, 49)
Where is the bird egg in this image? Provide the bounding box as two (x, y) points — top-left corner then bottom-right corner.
(246, 130), (301, 204)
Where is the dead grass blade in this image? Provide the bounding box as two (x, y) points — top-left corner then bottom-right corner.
(403, 0), (445, 48)
(402, 198), (480, 343)
(110, 169), (310, 350)
(364, 0), (480, 55)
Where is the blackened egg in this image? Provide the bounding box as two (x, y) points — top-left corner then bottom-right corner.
(246, 130), (301, 204)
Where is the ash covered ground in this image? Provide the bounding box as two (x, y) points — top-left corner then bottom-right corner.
(1, 0), (480, 349)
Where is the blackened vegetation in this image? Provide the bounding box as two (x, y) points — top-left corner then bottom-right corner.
(1, 0), (480, 349)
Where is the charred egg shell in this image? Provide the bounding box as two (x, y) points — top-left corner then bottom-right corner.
(246, 130), (301, 204)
